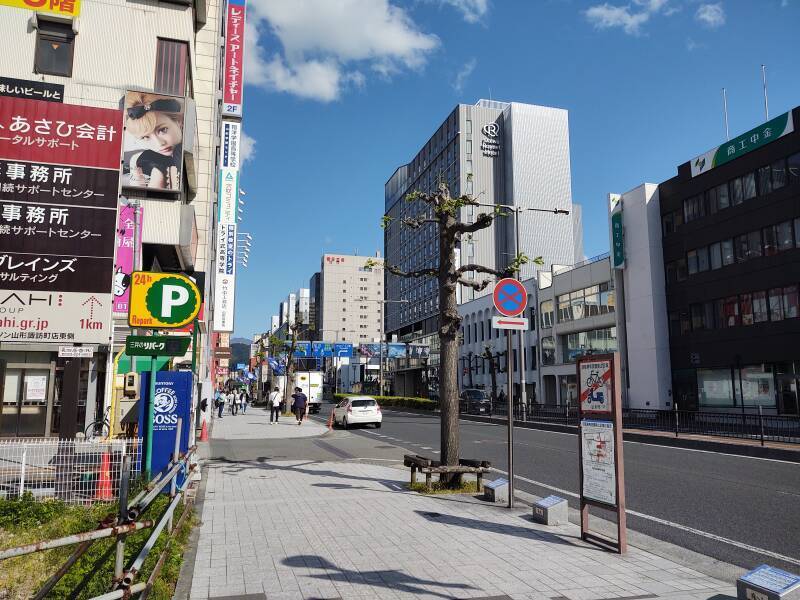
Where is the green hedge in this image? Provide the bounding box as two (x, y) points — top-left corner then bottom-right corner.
(333, 394), (437, 411)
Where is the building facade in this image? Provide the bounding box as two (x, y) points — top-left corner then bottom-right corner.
(384, 99), (581, 342)
(659, 107), (800, 414)
(0, 0), (225, 437)
(318, 254), (383, 345)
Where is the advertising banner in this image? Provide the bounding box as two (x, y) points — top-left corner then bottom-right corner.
(113, 200), (141, 315)
(138, 371), (191, 479)
(0, 97), (121, 169)
(222, 0), (246, 117)
(0, 77), (63, 103)
(691, 111), (794, 177)
(358, 343), (407, 358)
(220, 121), (241, 169)
(212, 222), (236, 331)
(0, 0), (80, 18)
(0, 96), (121, 344)
(121, 91), (185, 193)
(580, 419), (616, 505)
(217, 167), (238, 223)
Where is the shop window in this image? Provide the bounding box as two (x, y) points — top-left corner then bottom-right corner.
(788, 152), (800, 185)
(783, 285), (799, 319)
(753, 291), (768, 323)
(731, 177), (744, 205)
(721, 239), (735, 266)
(758, 165), (773, 196)
(35, 20), (75, 77)
(763, 225), (778, 256)
(772, 159), (787, 189)
(697, 368), (735, 408)
(777, 221), (794, 251)
(737, 365), (775, 407)
(740, 293), (754, 326)
(768, 288), (783, 321)
(723, 296), (740, 327)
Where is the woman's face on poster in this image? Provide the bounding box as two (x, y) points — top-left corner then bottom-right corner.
(139, 113), (182, 156)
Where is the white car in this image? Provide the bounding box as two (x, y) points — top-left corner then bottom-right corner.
(333, 396), (382, 429)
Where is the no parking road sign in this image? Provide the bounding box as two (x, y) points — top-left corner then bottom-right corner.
(493, 278), (528, 317)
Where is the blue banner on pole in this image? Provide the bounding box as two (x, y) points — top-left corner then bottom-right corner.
(138, 371), (191, 481)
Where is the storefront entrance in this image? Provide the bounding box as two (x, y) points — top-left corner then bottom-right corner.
(776, 362), (799, 415)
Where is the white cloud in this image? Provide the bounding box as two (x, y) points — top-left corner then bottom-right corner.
(584, 0), (676, 35)
(245, 0), (439, 102)
(452, 58), (476, 93)
(240, 131), (256, 164)
(695, 3), (725, 28)
(436, 0), (490, 23)
(685, 37), (703, 51)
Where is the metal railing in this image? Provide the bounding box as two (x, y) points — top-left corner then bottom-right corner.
(470, 403), (800, 445)
(0, 438), (142, 503)
(0, 420), (195, 599)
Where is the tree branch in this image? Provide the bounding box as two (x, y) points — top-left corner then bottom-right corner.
(401, 216), (439, 229)
(453, 213), (494, 234)
(385, 263), (438, 279)
(457, 277), (492, 291)
(456, 264), (510, 277)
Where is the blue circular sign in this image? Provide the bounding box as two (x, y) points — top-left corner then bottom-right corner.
(493, 278), (527, 317)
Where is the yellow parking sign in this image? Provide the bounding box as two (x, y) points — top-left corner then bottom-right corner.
(128, 272), (201, 329)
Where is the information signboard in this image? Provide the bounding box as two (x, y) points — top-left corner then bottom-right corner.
(580, 419), (616, 505)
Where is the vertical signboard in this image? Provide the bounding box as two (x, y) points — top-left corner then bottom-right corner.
(113, 199), (142, 316)
(0, 0), (80, 17)
(213, 222), (236, 331)
(138, 371), (191, 478)
(609, 194), (624, 270)
(577, 353), (627, 553)
(222, 0), (246, 117)
(0, 97), (122, 343)
(220, 121), (241, 169)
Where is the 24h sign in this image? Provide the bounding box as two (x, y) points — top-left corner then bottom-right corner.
(128, 272), (200, 329)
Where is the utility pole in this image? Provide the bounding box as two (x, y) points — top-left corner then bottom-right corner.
(506, 329), (514, 508)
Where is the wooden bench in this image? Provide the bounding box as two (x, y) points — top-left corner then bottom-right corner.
(403, 455), (491, 491)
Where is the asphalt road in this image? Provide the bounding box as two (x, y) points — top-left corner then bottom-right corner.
(311, 404), (800, 573)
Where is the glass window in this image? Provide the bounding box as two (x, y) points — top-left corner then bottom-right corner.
(690, 303), (704, 331)
(783, 285), (799, 319)
(721, 239), (735, 265)
(665, 261), (677, 283)
(758, 165), (773, 196)
(740, 293), (754, 326)
(687, 250), (698, 275)
(697, 246), (710, 272)
(668, 312), (681, 337)
(541, 336), (555, 365)
(585, 289), (600, 317)
(772, 159), (787, 189)
(680, 311), (691, 335)
(716, 182), (730, 210)
(734, 234), (749, 262)
(747, 230), (762, 259)
(540, 300), (554, 329)
(796, 218), (800, 248)
(743, 172), (757, 200)
(777, 221), (794, 251)
(34, 20), (75, 77)
(723, 296), (740, 327)
(714, 299), (726, 329)
(738, 365), (775, 407)
(662, 212), (675, 236)
(753, 291), (768, 323)
(731, 177), (744, 205)
(769, 288), (783, 321)
(466, 140), (472, 155)
(709, 242), (722, 270)
(697, 368), (734, 407)
(465, 119), (472, 134)
(763, 225), (778, 256)
(788, 152), (800, 185)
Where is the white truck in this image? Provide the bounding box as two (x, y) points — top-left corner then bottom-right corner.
(293, 371), (323, 413)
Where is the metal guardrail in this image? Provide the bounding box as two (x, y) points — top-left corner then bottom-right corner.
(0, 420), (195, 599)
(0, 437), (142, 504)
(477, 403), (800, 445)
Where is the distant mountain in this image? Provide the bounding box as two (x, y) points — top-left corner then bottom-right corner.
(231, 337), (251, 345)
(231, 343), (250, 366)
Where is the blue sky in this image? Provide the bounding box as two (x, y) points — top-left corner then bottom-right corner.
(233, 0), (799, 338)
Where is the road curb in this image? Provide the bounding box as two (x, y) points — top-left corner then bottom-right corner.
(382, 408), (800, 462)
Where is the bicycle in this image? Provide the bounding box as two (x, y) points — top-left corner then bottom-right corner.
(85, 406), (111, 441)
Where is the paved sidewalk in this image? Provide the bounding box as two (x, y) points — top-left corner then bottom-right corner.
(189, 458), (737, 600)
(211, 408), (328, 440)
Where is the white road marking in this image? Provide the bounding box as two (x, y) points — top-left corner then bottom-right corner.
(491, 467), (800, 567)
(421, 446), (433, 450)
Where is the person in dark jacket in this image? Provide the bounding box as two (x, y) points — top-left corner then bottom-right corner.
(291, 387), (307, 425)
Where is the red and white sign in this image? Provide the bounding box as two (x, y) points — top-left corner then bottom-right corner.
(325, 255), (346, 264)
(222, 0), (246, 117)
(578, 357), (613, 415)
(492, 277), (527, 317)
(0, 97), (122, 169)
(491, 316), (528, 331)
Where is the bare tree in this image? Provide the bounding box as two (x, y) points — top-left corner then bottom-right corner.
(368, 182), (539, 486)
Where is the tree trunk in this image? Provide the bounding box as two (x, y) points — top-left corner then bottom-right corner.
(438, 223), (461, 486)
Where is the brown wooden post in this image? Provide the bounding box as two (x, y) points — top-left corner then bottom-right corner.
(425, 471), (431, 490)
(410, 466), (417, 486)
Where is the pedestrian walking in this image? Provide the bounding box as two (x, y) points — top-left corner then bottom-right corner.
(241, 389), (249, 414)
(291, 387), (307, 425)
(214, 388), (224, 419)
(268, 387), (281, 424)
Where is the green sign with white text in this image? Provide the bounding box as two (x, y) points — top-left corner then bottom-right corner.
(690, 112), (794, 177)
(611, 211), (624, 269)
(125, 335), (191, 357)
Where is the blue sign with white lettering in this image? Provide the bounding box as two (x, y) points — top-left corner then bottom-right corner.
(138, 371), (191, 480)
(312, 342), (334, 357)
(741, 566), (800, 594)
(334, 343), (353, 357)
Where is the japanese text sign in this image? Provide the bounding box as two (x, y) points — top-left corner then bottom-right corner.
(0, 97), (121, 169)
(126, 335), (191, 357)
(113, 200), (142, 315)
(0, 77), (63, 103)
(0, 0), (80, 17)
(222, 0), (246, 117)
(578, 357), (613, 415)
